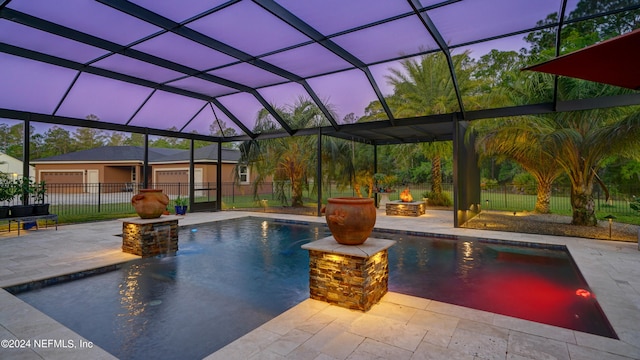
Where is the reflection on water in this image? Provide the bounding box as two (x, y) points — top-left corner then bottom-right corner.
(119, 266), (144, 318)
(385, 234), (616, 339)
(116, 257), (180, 354)
(18, 218), (328, 360)
(261, 220), (269, 238)
(456, 240), (475, 282)
(118, 265), (146, 353)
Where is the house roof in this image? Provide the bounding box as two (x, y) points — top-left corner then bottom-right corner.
(154, 144), (241, 163)
(30, 145), (237, 164)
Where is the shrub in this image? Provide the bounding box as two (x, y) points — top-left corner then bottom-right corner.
(0, 173), (16, 203)
(422, 191), (452, 207)
(481, 178), (498, 190)
(512, 172), (537, 195)
(631, 196), (640, 213)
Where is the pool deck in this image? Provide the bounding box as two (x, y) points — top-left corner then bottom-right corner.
(0, 210), (638, 360)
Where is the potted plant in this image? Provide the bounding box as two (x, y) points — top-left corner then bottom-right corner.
(174, 196), (188, 215)
(383, 174), (398, 192)
(32, 180), (49, 215)
(10, 176), (36, 217)
(373, 173), (386, 192)
(0, 173), (15, 218)
(373, 173), (398, 193)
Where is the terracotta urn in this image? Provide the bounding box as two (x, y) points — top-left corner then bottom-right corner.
(325, 197), (376, 245)
(131, 189), (170, 219)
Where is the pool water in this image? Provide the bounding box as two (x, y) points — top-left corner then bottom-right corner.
(15, 218), (616, 359)
(383, 233), (616, 338)
(18, 218), (325, 360)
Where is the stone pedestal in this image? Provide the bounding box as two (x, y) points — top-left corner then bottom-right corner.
(302, 237), (395, 311)
(377, 192), (391, 209)
(120, 216), (180, 257)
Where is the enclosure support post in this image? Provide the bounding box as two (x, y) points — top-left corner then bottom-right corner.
(453, 114), (481, 227)
(189, 139), (195, 212)
(217, 140), (222, 211)
(374, 144), (378, 208)
(317, 128), (322, 217)
(22, 118), (31, 204)
(143, 130), (149, 189)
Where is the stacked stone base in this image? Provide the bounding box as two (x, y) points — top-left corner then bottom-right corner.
(302, 237), (395, 311)
(121, 216), (180, 257)
(386, 200), (426, 216)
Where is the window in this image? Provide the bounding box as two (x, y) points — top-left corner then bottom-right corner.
(238, 165), (249, 184)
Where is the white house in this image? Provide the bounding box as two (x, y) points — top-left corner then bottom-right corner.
(0, 152), (35, 179)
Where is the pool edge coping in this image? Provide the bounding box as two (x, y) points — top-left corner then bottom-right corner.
(2, 213), (637, 359)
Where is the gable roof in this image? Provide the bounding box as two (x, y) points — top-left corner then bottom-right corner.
(153, 144), (241, 163)
(30, 145), (239, 164)
(31, 146), (180, 163)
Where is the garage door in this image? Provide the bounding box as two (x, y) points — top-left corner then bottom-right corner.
(156, 170), (188, 195)
(156, 170), (188, 183)
(41, 171), (83, 193)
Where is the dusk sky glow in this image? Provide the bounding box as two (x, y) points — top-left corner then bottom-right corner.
(0, 0), (636, 139)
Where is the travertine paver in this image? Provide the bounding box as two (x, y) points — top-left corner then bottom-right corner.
(0, 210), (638, 360)
(0, 289), (116, 359)
(447, 319), (509, 360)
(348, 338), (414, 360)
(508, 331), (570, 360)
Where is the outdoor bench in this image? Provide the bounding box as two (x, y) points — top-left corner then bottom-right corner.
(2, 214), (58, 236)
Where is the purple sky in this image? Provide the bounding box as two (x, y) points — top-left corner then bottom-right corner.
(0, 0), (587, 137)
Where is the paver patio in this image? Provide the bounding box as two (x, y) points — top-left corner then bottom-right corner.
(0, 210), (638, 359)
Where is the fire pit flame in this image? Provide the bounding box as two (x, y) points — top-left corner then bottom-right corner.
(400, 188), (413, 202)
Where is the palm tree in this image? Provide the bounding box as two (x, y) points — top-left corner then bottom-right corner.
(320, 135), (358, 197)
(385, 52), (471, 117)
(544, 106), (640, 225)
(419, 141), (453, 198)
(383, 52), (473, 200)
(472, 117), (563, 213)
(511, 1), (640, 224)
(473, 73), (640, 222)
(238, 97), (353, 207)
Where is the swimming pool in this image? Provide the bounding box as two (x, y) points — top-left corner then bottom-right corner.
(14, 217), (615, 359)
(17, 218), (322, 360)
(383, 232), (616, 338)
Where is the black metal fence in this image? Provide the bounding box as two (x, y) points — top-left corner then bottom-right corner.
(2, 182), (638, 219)
(481, 183), (640, 217)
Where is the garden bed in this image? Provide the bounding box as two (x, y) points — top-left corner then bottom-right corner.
(464, 211), (639, 242)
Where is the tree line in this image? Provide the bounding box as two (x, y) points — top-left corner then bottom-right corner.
(0, 116), (239, 160)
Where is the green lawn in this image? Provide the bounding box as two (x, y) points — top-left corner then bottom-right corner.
(482, 191), (640, 225)
(43, 188), (639, 226)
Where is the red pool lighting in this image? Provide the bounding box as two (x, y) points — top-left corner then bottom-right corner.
(576, 289), (592, 298)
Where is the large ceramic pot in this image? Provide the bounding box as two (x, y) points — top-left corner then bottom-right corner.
(131, 189), (170, 219)
(325, 197), (376, 245)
